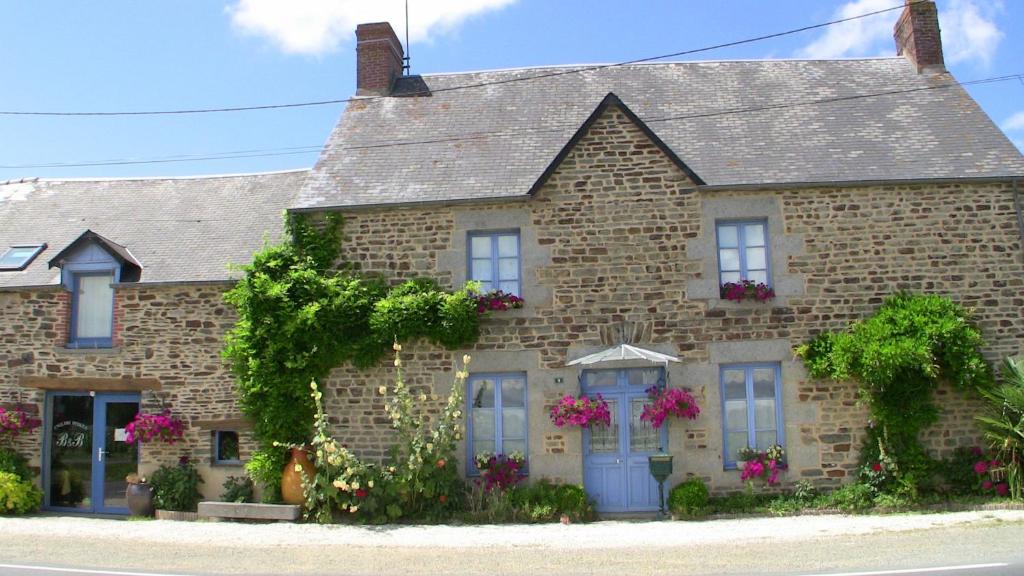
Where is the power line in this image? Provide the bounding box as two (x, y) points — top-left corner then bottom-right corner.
(3, 72), (1019, 170)
(0, 1), (922, 118)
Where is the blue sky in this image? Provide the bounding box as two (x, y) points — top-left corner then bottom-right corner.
(1, 0), (1021, 181)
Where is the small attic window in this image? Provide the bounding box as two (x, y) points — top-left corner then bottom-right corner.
(0, 244), (46, 271)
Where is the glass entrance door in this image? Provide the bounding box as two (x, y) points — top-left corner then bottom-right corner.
(45, 392), (139, 513)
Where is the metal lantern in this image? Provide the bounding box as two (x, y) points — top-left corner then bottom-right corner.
(648, 452), (673, 517)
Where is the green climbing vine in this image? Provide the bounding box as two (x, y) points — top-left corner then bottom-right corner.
(795, 292), (993, 493)
(223, 213), (483, 498)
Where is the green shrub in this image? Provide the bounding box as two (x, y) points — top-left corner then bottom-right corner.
(823, 483), (874, 513)
(150, 457), (203, 512)
(497, 479), (594, 523)
(668, 478), (709, 518)
(245, 449), (285, 503)
(0, 471), (42, 515)
(793, 479), (818, 503)
(220, 475), (255, 503)
(0, 448), (32, 483)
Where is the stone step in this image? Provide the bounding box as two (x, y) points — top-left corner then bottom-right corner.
(197, 501), (301, 522)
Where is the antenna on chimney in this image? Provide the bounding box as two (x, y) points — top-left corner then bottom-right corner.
(403, 0), (411, 75)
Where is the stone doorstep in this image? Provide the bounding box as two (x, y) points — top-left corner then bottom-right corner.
(197, 501), (301, 522)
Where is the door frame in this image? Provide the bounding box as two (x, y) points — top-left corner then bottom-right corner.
(42, 391), (140, 514)
(581, 366), (669, 512)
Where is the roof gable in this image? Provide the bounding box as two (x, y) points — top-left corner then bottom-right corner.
(48, 229), (142, 280)
(527, 92), (705, 196)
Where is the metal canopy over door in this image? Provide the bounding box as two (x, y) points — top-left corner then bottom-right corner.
(44, 392), (140, 514)
(582, 367), (668, 512)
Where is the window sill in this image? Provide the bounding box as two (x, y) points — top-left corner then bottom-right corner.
(212, 460), (244, 467)
(53, 346), (121, 356)
(479, 305), (533, 321)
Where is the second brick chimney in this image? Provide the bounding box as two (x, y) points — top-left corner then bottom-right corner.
(893, 0), (945, 73)
(356, 22), (404, 96)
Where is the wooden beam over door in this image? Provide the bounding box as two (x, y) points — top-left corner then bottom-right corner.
(20, 376), (162, 391)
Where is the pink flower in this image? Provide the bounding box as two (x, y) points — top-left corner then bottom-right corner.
(982, 480), (993, 490)
(974, 461), (988, 475)
(872, 463), (882, 472)
(996, 483), (1009, 497)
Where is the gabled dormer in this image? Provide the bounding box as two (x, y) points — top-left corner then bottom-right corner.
(47, 230), (141, 348)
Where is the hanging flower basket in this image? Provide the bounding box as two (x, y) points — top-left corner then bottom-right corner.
(549, 394), (611, 428)
(0, 406), (42, 444)
(639, 387), (700, 429)
(124, 409), (185, 445)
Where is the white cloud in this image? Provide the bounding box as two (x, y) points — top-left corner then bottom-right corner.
(227, 0), (516, 56)
(796, 0), (1003, 68)
(1003, 112), (1024, 132)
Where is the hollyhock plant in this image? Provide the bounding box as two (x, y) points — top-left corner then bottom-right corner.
(549, 394), (611, 428)
(720, 279), (775, 303)
(124, 409), (185, 445)
(0, 406), (42, 444)
(639, 386), (700, 429)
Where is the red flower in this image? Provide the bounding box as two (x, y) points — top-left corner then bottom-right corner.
(974, 461), (989, 475)
(872, 463), (882, 472)
(355, 489), (368, 498)
(437, 459), (446, 468)
(439, 494), (447, 504)
(996, 483), (1010, 497)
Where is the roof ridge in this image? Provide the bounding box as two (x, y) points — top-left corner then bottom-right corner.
(23, 167), (310, 184)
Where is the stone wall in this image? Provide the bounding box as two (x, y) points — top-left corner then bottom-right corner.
(0, 284), (254, 499)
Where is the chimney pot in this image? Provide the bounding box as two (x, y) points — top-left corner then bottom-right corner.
(356, 22), (404, 96)
(893, 0), (945, 73)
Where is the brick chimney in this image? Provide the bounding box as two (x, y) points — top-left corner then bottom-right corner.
(356, 22), (404, 96)
(893, 0), (945, 73)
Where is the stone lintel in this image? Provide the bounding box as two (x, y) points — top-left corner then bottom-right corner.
(19, 376), (161, 391)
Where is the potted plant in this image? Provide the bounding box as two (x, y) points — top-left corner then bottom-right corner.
(124, 409), (185, 445)
(736, 446), (759, 469)
(150, 456), (203, 520)
(125, 473), (155, 517)
(639, 386), (700, 429)
(0, 405), (42, 445)
(720, 279), (775, 303)
(549, 394), (611, 428)
(739, 444), (787, 486)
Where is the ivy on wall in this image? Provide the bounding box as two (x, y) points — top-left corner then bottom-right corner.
(223, 213), (482, 497)
(796, 292), (993, 492)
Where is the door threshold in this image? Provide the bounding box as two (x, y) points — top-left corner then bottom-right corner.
(597, 511), (662, 521)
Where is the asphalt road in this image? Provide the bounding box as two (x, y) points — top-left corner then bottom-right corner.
(1, 519), (1023, 576)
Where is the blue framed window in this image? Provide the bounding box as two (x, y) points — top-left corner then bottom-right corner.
(466, 373), (527, 474)
(214, 431), (241, 464)
(68, 271), (115, 348)
(0, 244), (46, 271)
(468, 231), (520, 296)
(720, 363), (783, 469)
(716, 220), (770, 286)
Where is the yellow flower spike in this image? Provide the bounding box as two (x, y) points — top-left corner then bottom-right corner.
(378, 385), (387, 395)
(463, 355), (472, 366)
(394, 358), (402, 367)
(418, 394), (427, 402)
(310, 381), (317, 390)
(393, 342), (402, 352)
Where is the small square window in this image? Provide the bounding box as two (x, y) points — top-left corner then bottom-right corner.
(214, 431), (241, 464)
(467, 231), (521, 296)
(0, 244), (46, 271)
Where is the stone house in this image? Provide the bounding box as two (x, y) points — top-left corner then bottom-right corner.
(1, 0), (1022, 515)
(293, 1), (1023, 513)
(0, 171), (305, 513)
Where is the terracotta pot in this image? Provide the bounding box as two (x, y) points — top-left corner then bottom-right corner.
(281, 446), (315, 505)
(125, 483), (155, 517)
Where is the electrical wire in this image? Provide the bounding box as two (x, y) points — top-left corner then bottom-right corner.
(0, 1), (923, 118)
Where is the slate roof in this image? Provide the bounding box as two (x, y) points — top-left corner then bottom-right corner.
(0, 170), (307, 289)
(296, 58), (1024, 210)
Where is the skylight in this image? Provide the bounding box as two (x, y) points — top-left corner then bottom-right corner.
(0, 244), (46, 271)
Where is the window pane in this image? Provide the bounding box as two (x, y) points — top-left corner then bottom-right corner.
(473, 439), (496, 456)
(470, 379), (495, 408)
(630, 398), (661, 452)
(747, 270), (768, 285)
(501, 378), (525, 407)
(719, 249), (740, 272)
(589, 399), (618, 453)
(499, 281), (519, 295)
(717, 225), (738, 248)
(627, 368), (661, 387)
(497, 235), (518, 257)
(745, 224), (766, 247)
(502, 439), (526, 457)
(753, 369), (776, 397)
(586, 370), (618, 387)
(470, 236), (492, 258)
(755, 431), (778, 451)
(472, 409), (495, 439)
(0, 247), (37, 267)
(746, 247), (767, 270)
(498, 258), (519, 281)
(471, 258), (493, 283)
(721, 271), (741, 284)
(723, 370), (746, 399)
(76, 274), (114, 339)
(728, 432), (749, 460)
(502, 408), (526, 439)
(725, 399), (748, 430)
(754, 398), (777, 430)
(217, 431), (240, 461)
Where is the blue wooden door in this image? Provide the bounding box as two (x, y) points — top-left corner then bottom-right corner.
(582, 368), (667, 513)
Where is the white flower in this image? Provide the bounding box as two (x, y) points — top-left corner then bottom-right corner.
(367, 480), (374, 488)
(393, 342), (402, 352)
(462, 354), (472, 365)
(378, 386), (387, 395)
(394, 358), (402, 367)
